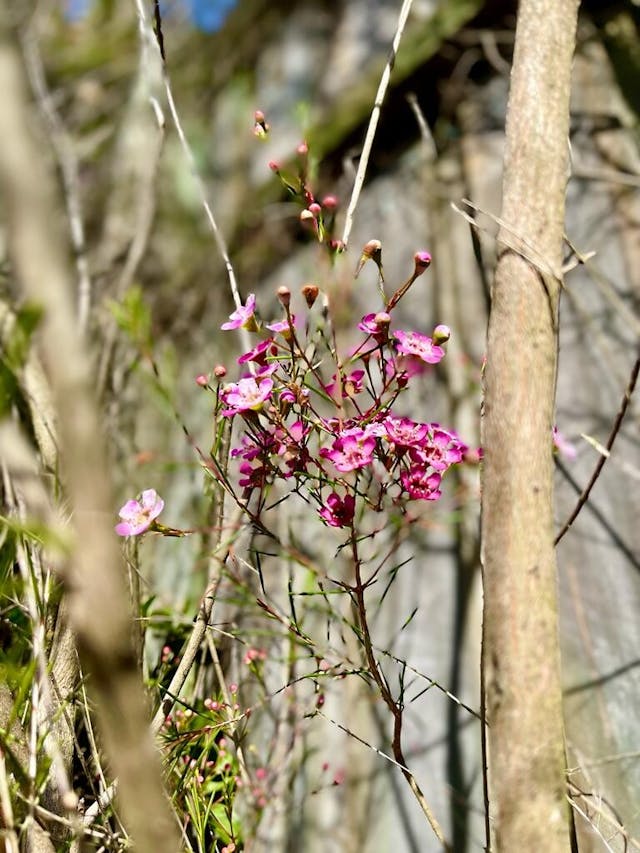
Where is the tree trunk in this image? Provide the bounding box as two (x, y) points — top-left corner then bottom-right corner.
(481, 0), (580, 850)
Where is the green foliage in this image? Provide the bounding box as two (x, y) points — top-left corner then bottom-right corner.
(108, 286), (153, 354)
(0, 303), (42, 417)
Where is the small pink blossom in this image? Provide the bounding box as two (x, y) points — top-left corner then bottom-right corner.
(325, 369), (366, 399)
(266, 315), (297, 337)
(222, 377), (273, 416)
(318, 493), (355, 528)
(115, 489), (164, 536)
(393, 330), (445, 364)
(221, 294), (257, 330)
(400, 468), (442, 501)
(238, 339), (275, 365)
(320, 430), (376, 472)
(358, 312), (391, 341)
(553, 426), (577, 461)
(383, 416), (429, 448)
(411, 426), (466, 472)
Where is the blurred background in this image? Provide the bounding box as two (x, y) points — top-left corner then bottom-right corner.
(5, 1), (640, 850)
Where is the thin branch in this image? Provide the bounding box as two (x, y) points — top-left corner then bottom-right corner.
(133, 0), (252, 355)
(341, 0), (415, 249)
(555, 348), (640, 544)
(349, 533), (451, 850)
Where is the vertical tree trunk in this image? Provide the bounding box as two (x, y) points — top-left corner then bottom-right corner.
(481, 1), (579, 850)
(0, 20), (180, 853)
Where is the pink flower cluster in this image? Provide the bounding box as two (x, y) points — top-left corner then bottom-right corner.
(212, 253), (468, 530)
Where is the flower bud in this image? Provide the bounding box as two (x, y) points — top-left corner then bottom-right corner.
(308, 202), (322, 217)
(363, 239), (382, 260)
(195, 373), (209, 387)
(213, 364), (227, 379)
(268, 160), (280, 173)
(301, 283), (319, 307)
(277, 286), (291, 308)
(297, 140), (309, 157)
(253, 109), (270, 138)
(300, 209), (315, 224)
(413, 250), (432, 275)
(355, 239), (383, 279)
(432, 324), (450, 345)
(322, 194), (338, 210)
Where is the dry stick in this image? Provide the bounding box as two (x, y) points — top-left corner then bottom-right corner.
(133, 0), (252, 355)
(0, 28), (180, 853)
(341, 0), (415, 249)
(555, 349), (640, 545)
(349, 535), (451, 850)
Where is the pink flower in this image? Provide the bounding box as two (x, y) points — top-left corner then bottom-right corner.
(115, 489), (164, 536)
(325, 369), (366, 399)
(393, 330), (445, 364)
(384, 353), (426, 381)
(358, 312), (391, 340)
(266, 315), (297, 336)
(400, 468), (442, 501)
(411, 426), (466, 472)
(552, 426), (577, 461)
(383, 416), (429, 448)
(222, 377), (273, 416)
(237, 339), (275, 365)
(320, 429), (376, 472)
(318, 493), (355, 528)
(221, 294), (257, 330)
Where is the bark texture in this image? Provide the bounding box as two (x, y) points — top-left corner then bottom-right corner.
(481, 0), (580, 850)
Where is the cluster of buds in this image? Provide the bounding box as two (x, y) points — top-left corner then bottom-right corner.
(258, 113), (341, 254)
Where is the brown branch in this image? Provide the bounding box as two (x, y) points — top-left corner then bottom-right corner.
(480, 0), (579, 850)
(555, 348), (640, 544)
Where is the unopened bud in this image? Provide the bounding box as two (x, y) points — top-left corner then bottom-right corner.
(432, 324), (450, 345)
(300, 209), (316, 230)
(213, 364), (227, 379)
(355, 239), (383, 279)
(195, 373), (209, 387)
(297, 140), (309, 157)
(363, 239), (382, 260)
(268, 160), (280, 173)
(413, 250), (432, 274)
(322, 194), (338, 210)
(253, 110), (270, 138)
(277, 286), (291, 307)
(308, 202), (322, 217)
(301, 284), (319, 307)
